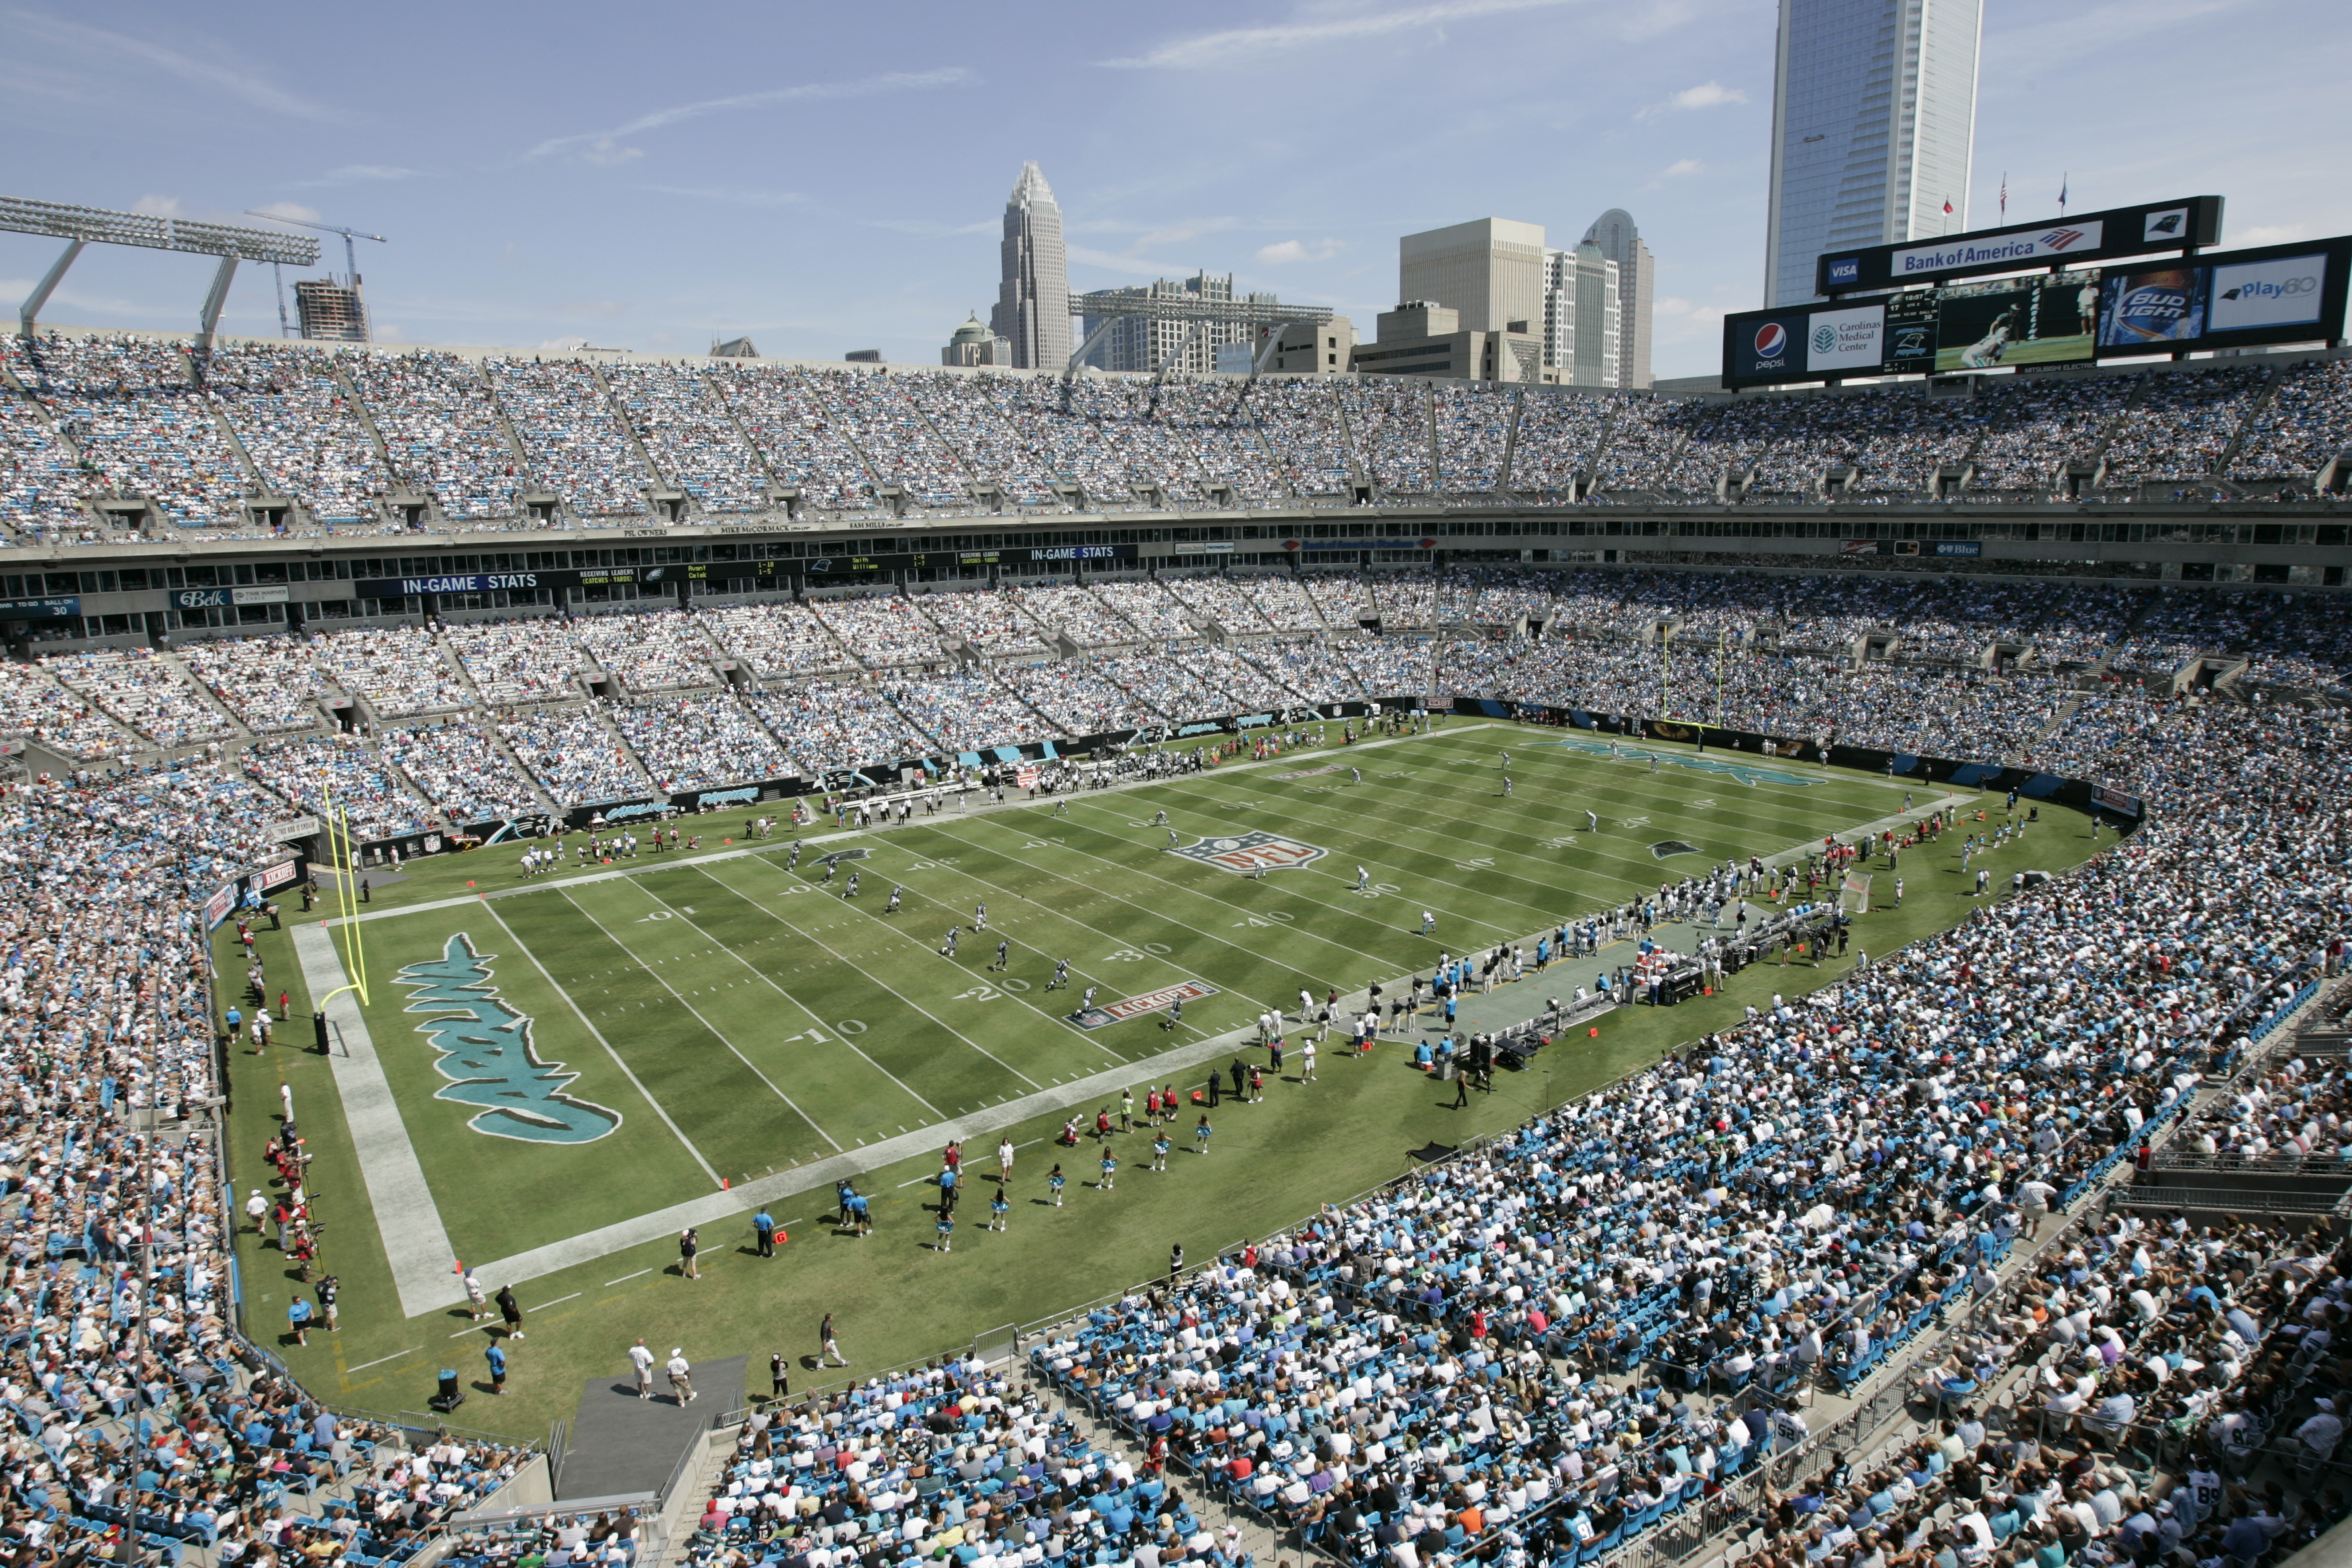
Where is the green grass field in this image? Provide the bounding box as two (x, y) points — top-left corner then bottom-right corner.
(221, 720), (2101, 1435)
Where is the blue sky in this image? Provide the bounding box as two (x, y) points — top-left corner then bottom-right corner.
(1, 0), (2344, 379)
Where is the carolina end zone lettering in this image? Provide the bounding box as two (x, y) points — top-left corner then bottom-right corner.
(1071, 978), (1220, 1030)
(1171, 830), (1329, 873)
(395, 934), (622, 1144)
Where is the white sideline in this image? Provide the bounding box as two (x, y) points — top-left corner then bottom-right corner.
(292, 924), (460, 1319)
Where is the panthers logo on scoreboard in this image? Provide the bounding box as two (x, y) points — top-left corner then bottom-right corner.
(1171, 830), (1329, 874)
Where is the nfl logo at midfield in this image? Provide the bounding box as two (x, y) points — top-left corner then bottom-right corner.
(1172, 830), (1328, 874)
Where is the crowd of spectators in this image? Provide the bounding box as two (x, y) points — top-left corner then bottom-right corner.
(814, 593), (955, 668)
(819, 371), (973, 509)
(0, 342), (109, 533)
(997, 659), (1167, 736)
(178, 634), (328, 734)
(341, 351), (525, 522)
(674, 1359), (1217, 1568)
(2235, 359), (2352, 479)
(203, 344), (389, 522)
(497, 707), (648, 806)
(2100, 366), (2271, 490)
(442, 616), (586, 705)
(1431, 382), (1512, 496)
(46, 649), (238, 749)
(1008, 583), (1147, 648)
(0, 658), (135, 759)
(1165, 576), (1275, 636)
(484, 358), (652, 518)
(381, 718), (548, 823)
(244, 731), (428, 839)
(1340, 382), (1435, 495)
(573, 607), (724, 693)
(602, 361), (770, 514)
(894, 673), (1063, 754)
(310, 625), (472, 718)
(751, 680), (936, 774)
(1086, 655), (1231, 726)
(21, 334), (255, 526)
(1, 562), (2349, 1568)
(1249, 379), (1355, 496)
(918, 587), (1054, 658)
(612, 693), (795, 793)
(1089, 581), (1202, 643)
(12, 332), (2352, 538)
(703, 600), (861, 677)
(708, 366), (874, 513)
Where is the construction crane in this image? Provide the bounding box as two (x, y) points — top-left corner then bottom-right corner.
(244, 209), (386, 289)
(245, 211), (386, 339)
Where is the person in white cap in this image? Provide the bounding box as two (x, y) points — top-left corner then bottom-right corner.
(244, 1189), (268, 1234)
(464, 1270), (488, 1322)
(665, 1347), (695, 1404)
(628, 1338), (655, 1400)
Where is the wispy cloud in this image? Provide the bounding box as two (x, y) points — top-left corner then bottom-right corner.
(2, 9), (330, 119)
(867, 217), (999, 238)
(1257, 238), (1349, 264)
(643, 185), (809, 209)
(2233, 222), (2311, 247)
(1102, 0), (1582, 69)
(314, 164), (424, 184)
(248, 199), (322, 224)
(1639, 80), (1746, 117)
(526, 67), (975, 162)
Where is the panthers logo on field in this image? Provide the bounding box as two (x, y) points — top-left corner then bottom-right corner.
(1171, 830), (1328, 874)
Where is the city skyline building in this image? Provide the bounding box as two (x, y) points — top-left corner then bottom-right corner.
(992, 161), (1071, 371)
(1398, 218), (1549, 338)
(1078, 272), (1277, 375)
(1542, 244), (1620, 388)
(1581, 209), (1653, 389)
(1763, 0), (1983, 307)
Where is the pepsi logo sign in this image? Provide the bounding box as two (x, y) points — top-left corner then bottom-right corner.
(1753, 322), (1788, 357)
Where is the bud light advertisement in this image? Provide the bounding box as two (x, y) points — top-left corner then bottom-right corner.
(2098, 267), (2206, 348)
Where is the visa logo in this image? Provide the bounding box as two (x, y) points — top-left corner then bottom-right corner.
(1825, 258), (1861, 284)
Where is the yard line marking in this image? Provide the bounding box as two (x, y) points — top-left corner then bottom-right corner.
(450, 1323), (491, 1338)
(1064, 791), (1532, 936)
(322, 726), (1494, 931)
(629, 881), (945, 1120)
(346, 1347), (422, 1373)
(477, 900), (726, 1183)
(528, 1292), (581, 1311)
(603, 1268), (653, 1286)
(556, 887), (844, 1153)
(693, 862), (1045, 1093)
(922, 818), (1358, 991)
(736, 854), (1174, 1056)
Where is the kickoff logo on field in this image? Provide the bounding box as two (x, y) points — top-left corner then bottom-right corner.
(1070, 978), (1221, 1031)
(1170, 830), (1329, 873)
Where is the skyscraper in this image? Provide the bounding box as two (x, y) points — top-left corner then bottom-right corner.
(1398, 219), (1548, 336)
(1542, 244), (1620, 388)
(1581, 209), (1654, 389)
(993, 162), (1071, 372)
(1763, 0), (1982, 307)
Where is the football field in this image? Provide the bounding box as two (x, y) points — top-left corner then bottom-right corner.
(230, 721), (2098, 1428)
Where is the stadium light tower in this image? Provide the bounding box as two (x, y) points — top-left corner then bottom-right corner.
(0, 195), (318, 343)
